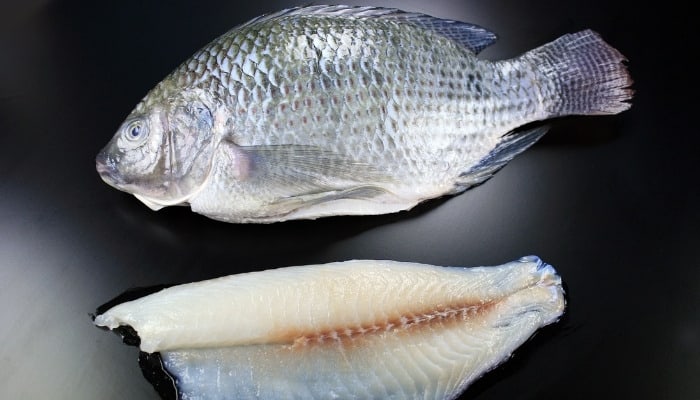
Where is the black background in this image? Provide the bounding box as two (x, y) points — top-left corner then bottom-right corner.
(1, 1), (697, 399)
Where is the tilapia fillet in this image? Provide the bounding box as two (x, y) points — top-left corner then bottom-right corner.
(96, 5), (633, 223)
(94, 257), (566, 399)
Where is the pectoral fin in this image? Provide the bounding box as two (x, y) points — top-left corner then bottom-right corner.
(212, 140), (394, 219)
(216, 140), (391, 191)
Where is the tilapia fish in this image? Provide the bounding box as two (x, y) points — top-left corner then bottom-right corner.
(94, 257), (565, 400)
(96, 5), (632, 223)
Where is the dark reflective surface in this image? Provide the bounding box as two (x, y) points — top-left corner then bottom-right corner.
(1, 1), (697, 399)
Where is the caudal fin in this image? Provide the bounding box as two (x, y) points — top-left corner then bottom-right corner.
(526, 30), (633, 116)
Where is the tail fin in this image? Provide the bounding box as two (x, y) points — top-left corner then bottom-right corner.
(526, 30), (633, 116)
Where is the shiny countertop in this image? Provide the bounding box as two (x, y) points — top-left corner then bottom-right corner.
(1, 1), (697, 399)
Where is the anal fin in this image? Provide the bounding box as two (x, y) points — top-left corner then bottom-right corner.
(455, 125), (549, 190)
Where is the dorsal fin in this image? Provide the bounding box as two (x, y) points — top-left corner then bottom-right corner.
(237, 5), (498, 54)
(387, 12), (498, 54)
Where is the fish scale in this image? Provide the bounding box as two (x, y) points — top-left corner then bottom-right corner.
(183, 15), (500, 170)
(97, 5), (632, 222)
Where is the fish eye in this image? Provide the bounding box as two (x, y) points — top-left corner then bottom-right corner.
(125, 121), (147, 141)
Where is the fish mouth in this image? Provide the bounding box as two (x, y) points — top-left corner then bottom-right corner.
(96, 151), (125, 188)
(95, 150), (191, 210)
(95, 156), (167, 210)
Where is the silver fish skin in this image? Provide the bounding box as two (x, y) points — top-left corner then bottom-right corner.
(96, 5), (633, 223)
(95, 256), (566, 400)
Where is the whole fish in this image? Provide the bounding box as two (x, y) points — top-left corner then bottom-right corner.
(94, 256), (565, 400)
(96, 5), (632, 223)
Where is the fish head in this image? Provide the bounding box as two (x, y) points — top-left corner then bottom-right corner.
(96, 94), (217, 210)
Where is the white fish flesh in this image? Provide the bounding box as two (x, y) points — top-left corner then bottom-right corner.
(94, 257), (566, 399)
(95, 5), (633, 223)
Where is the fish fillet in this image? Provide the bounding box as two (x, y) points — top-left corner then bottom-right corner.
(95, 257), (565, 399)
